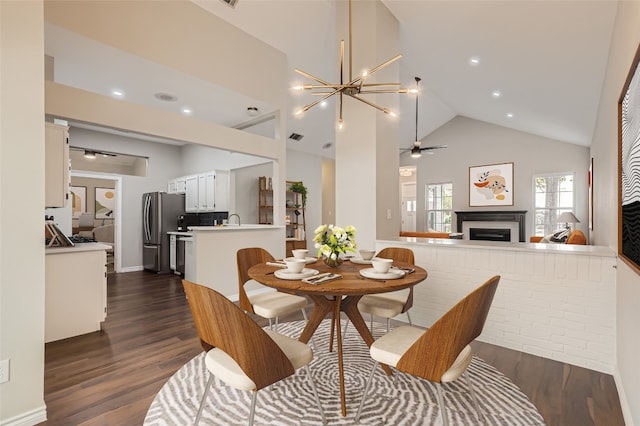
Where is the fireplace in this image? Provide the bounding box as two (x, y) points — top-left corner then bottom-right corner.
(455, 211), (527, 242)
(470, 228), (511, 242)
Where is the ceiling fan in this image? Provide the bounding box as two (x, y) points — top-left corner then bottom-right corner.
(400, 77), (448, 158)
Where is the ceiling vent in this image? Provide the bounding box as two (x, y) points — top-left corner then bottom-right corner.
(289, 133), (304, 141)
(220, 0), (238, 8)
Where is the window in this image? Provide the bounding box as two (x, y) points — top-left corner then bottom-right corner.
(426, 182), (453, 232)
(533, 173), (574, 236)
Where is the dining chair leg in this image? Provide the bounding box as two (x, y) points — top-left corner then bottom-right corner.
(268, 318), (273, 330)
(406, 310), (413, 326)
(354, 361), (379, 423)
(248, 390), (258, 426)
(343, 318), (349, 338)
(275, 316), (279, 332)
(386, 317), (390, 333)
(435, 383), (448, 426)
(194, 373), (214, 425)
(464, 372), (484, 423)
(304, 365), (327, 425)
(370, 313), (374, 335)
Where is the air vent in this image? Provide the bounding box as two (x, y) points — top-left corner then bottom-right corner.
(220, 0), (238, 8)
(154, 92), (178, 102)
(322, 142), (333, 149)
(289, 133), (304, 141)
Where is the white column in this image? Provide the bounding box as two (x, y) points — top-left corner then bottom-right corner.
(335, 0), (401, 249)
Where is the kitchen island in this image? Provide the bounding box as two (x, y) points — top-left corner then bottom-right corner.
(183, 225), (285, 299)
(45, 242), (110, 342)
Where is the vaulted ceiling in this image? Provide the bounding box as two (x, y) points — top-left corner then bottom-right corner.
(45, 0), (618, 158)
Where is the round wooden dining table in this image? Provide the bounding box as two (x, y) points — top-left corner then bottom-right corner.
(248, 258), (428, 416)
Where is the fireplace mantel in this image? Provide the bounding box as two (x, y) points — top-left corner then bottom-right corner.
(455, 210), (527, 242)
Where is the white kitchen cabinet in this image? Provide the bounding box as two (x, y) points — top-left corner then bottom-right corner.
(214, 169), (229, 212)
(198, 171), (215, 211)
(185, 175), (199, 212)
(182, 170), (229, 212)
(167, 179), (177, 194)
(45, 122), (70, 208)
(175, 177), (187, 194)
(45, 244), (108, 342)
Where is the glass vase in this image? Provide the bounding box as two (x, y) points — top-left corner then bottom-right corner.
(322, 253), (343, 268)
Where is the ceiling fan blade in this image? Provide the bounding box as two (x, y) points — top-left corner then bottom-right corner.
(420, 144), (448, 151)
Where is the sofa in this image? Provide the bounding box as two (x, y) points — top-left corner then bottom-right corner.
(92, 224), (114, 244)
(530, 229), (587, 245)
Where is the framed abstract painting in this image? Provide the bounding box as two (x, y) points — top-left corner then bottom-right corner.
(95, 187), (116, 220)
(619, 42), (640, 274)
(469, 162), (514, 207)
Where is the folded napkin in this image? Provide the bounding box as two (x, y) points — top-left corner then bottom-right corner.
(303, 272), (342, 285)
(266, 261), (287, 268)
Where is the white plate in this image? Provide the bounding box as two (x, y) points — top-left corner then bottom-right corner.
(285, 257), (318, 264)
(360, 268), (405, 280)
(350, 257), (372, 265)
(274, 268), (319, 280)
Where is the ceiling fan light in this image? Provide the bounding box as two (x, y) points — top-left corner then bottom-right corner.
(410, 146), (422, 158)
(84, 150), (96, 159)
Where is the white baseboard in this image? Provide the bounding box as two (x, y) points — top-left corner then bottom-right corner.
(119, 265), (144, 273)
(614, 365), (635, 426)
(1, 405), (47, 426)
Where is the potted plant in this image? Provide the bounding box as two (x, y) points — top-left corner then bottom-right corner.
(289, 181), (308, 209)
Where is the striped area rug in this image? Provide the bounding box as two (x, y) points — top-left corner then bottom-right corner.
(145, 320), (545, 425)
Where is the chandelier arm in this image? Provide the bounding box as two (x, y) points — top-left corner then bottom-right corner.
(300, 89), (342, 113)
(347, 94), (392, 114)
(295, 68), (333, 87)
(348, 0), (353, 82)
(359, 89), (408, 94)
(346, 54), (403, 86)
(360, 83), (402, 87)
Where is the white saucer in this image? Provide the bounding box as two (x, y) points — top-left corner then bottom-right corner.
(360, 268), (405, 280)
(350, 257), (373, 265)
(285, 256), (318, 264)
(274, 268), (319, 280)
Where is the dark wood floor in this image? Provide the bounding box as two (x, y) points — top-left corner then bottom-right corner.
(41, 271), (625, 425)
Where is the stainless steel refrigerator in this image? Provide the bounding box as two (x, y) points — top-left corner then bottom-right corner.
(142, 192), (185, 273)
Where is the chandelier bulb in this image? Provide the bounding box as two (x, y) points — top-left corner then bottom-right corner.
(293, 85), (304, 91)
(337, 118), (344, 131)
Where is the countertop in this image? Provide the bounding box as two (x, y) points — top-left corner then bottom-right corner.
(45, 242), (112, 254)
(391, 236), (616, 257)
(187, 224), (284, 231)
(167, 231), (193, 236)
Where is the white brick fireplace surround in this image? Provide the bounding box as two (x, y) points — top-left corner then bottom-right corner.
(378, 238), (616, 374)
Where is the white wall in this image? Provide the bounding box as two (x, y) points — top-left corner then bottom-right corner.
(401, 116), (590, 241)
(589, 2), (640, 424)
(0, 1), (47, 424)
(232, 162), (274, 226)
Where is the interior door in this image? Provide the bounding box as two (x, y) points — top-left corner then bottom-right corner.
(401, 182), (417, 232)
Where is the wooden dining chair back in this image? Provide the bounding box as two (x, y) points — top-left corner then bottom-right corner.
(236, 247), (309, 331)
(182, 280), (326, 425)
(236, 247), (275, 314)
(352, 247), (417, 335)
(355, 275), (501, 426)
(396, 274), (500, 381)
(183, 279), (294, 390)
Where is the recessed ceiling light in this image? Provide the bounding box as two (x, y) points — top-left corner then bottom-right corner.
(491, 90), (502, 98)
(469, 56), (480, 66)
(181, 107), (193, 116)
(154, 92), (178, 102)
(246, 106), (259, 116)
(111, 89), (125, 98)
(320, 101), (327, 108)
(506, 113), (514, 119)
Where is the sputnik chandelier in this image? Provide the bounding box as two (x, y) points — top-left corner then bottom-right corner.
(293, 0), (415, 129)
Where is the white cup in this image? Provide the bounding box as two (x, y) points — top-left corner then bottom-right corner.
(285, 258), (306, 273)
(359, 249), (375, 260)
(371, 257), (393, 273)
(292, 249), (309, 260)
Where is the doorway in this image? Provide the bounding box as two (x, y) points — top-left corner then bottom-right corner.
(400, 166), (417, 232)
(71, 172), (122, 274)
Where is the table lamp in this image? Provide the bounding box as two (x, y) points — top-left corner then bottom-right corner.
(557, 212), (580, 231)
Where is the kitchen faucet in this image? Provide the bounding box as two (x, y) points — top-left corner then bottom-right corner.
(228, 213), (241, 226)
